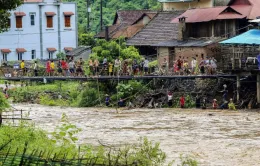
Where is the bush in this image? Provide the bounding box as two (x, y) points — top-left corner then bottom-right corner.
(76, 88), (101, 107)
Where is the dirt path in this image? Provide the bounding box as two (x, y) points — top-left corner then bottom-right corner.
(11, 104), (260, 166)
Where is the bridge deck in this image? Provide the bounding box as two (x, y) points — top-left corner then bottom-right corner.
(0, 75), (237, 81)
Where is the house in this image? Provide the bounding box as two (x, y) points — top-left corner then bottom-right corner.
(126, 11), (184, 59)
(95, 10), (157, 40)
(156, 0), (260, 66)
(0, 0), (77, 62)
(158, 0), (216, 11)
(220, 29), (260, 69)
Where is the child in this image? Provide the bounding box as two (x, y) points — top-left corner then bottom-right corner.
(180, 95), (185, 108)
(46, 59), (51, 76)
(108, 62), (113, 76)
(212, 99), (218, 109)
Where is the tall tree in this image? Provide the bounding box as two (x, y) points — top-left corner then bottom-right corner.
(0, 0), (22, 33)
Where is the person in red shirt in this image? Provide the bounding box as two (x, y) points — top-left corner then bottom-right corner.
(46, 59), (51, 76)
(61, 59), (68, 76)
(180, 95), (185, 108)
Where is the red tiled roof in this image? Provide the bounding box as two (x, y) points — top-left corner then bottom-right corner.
(47, 48), (57, 52)
(45, 12), (56, 16)
(14, 12), (26, 16)
(230, 0), (260, 19)
(64, 47), (73, 51)
(16, 48), (27, 53)
(63, 12), (74, 16)
(217, 12), (245, 19)
(1, 49), (11, 53)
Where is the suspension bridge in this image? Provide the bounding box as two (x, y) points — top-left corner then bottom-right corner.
(0, 75), (237, 81)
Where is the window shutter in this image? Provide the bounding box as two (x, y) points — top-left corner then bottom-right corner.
(16, 16), (22, 28)
(47, 16), (53, 28)
(65, 16), (71, 27)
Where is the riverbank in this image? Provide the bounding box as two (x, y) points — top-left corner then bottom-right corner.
(11, 103), (260, 166)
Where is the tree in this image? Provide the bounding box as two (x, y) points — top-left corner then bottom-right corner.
(79, 33), (96, 47)
(0, 93), (10, 126)
(0, 0), (22, 33)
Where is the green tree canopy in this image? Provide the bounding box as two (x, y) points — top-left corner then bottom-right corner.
(0, 0), (22, 33)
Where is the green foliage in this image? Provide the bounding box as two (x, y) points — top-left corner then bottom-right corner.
(56, 52), (66, 60)
(0, 0), (22, 33)
(51, 113), (82, 145)
(113, 81), (147, 101)
(149, 60), (158, 68)
(64, 0), (160, 34)
(79, 33), (96, 47)
(76, 88), (100, 107)
(179, 155), (198, 166)
(89, 39), (142, 63)
(0, 93), (10, 112)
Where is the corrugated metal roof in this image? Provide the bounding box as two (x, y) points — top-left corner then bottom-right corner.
(220, 29), (260, 45)
(152, 39), (220, 47)
(171, 7), (228, 23)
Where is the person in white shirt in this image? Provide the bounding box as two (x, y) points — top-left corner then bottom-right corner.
(114, 58), (121, 76)
(191, 57), (197, 75)
(144, 58), (149, 75)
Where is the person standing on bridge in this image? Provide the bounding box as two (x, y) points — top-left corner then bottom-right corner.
(20, 60), (25, 76)
(199, 58), (205, 75)
(33, 61), (38, 77)
(114, 58), (121, 76)
(108, 61), (113, 76)
(162, 58), (168, 75)
(191, 57), (197, 75)
(144, 58), (149, 75)
(94, 58), (99, 76)
(50, 60), (55, 76)
(46, 59), (51, 76)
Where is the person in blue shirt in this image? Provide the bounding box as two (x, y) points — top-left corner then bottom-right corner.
(105, 94), (110, 106)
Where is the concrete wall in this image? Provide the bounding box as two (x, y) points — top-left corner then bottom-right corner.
(162, 0), (213, 11)
(0, 1), (77, 63)
(158, 47), (169, 67)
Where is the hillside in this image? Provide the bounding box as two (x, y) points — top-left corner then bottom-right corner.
(64, 0), (160, 34)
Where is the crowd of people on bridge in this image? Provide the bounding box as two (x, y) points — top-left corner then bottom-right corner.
(10, 55), (218, 77)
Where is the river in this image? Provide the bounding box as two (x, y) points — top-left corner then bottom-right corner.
(10, 104), (260, 166)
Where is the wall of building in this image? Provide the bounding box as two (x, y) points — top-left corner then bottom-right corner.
(157, 45), (220, 67)
(157, 47), (169, 67)
(0, 1), (77, 63)
(162, 0), (213, 11)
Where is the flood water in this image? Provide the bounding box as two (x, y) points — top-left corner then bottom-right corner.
(11, 104), (260, 166)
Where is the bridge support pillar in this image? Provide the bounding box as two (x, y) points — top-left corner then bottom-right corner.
(257, 74), (260, 103)
(236, 74), (240, 101)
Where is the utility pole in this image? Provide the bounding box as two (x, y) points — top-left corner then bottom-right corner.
(100, 0), (103, 32)
(86, 0), (90, 31)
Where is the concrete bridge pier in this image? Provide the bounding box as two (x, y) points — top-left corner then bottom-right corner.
(257, 74), (260, 103)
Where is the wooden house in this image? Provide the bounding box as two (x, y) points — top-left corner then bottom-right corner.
(95, 10), (157, 40)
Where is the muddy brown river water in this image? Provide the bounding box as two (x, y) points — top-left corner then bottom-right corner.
(11, 104), (260, 166)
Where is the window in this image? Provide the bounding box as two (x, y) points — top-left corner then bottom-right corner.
(2, 54), (7, 61)
(65, 16), (71, 27)
(47, 16), (53, 28)
(30, 14), (35, 26)
(16, 16), (22, 28)
(8, 19), (11, 28)
(49, 52), (53, 59)
(31, 50), (36, 59)
(18, 53), (23, 60)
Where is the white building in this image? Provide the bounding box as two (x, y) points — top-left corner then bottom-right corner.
(0, 0), (77, 62)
